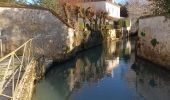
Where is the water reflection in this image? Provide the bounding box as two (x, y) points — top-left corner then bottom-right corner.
(33, 38), (170, 100)
(132, 59), (170, 100)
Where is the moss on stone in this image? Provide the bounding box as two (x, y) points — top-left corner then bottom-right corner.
(151, 38), (159, 47)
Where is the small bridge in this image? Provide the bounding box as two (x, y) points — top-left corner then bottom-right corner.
(0, 38), (37, 100)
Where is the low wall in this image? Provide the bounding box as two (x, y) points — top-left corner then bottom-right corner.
(137, 16), (170, 70)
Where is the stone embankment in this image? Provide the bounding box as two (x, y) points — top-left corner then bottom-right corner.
(137, 16), (170, 70)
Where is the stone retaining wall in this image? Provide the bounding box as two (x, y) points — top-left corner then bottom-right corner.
(137, 16), (170, 70)
(0, 6), (75, 59)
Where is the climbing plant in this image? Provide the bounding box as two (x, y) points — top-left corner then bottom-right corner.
(140, 32), (146, 37)
(150, 38), (159, 47)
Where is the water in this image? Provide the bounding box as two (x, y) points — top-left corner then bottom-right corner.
(32, 38), (170, 100)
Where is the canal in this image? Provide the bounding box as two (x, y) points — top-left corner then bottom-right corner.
(32, 38), (170, 100)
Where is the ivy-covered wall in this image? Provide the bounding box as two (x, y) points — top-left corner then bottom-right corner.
(137, 16), (170, 70)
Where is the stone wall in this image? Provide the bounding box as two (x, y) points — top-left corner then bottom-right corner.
(137, 16), (170, 70)
(0, 6), (75, 59)
(0, 5), (116, 61)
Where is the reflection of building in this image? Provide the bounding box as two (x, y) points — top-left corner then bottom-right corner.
(104, 40), (119, 77)
(105, 40), (117, 58)
(105, 57), (119, 77)
(125, 40), (131, 55)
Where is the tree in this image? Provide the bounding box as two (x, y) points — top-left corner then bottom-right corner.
(127, 0), (152, 32)
(148, 0), (170, 17)
(38, 0), (59, 10)
(127, 0), (151, 17)
(120, 3), (128, 18)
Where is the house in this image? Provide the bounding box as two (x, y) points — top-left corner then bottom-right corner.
(82, 0), (120, 19)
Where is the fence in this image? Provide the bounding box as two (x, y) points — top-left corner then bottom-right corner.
(0, 38), (34, 100)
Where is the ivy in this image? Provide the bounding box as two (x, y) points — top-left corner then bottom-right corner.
(141, 32), (146, 37)
(150, 38), (159, 47)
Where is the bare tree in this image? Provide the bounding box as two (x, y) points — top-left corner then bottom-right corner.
(127, 0), (152, 32)
(127, 0), (152, 17)
(148, 0), (170, 18)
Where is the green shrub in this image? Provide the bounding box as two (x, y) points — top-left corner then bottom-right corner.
(79, 22), (85, 31)
(125, 19), (130, 27)
(106, 24), (113, 29)
(118, 19), (124, 27)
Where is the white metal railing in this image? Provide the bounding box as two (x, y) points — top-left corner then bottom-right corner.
(0, 38), (33, 100)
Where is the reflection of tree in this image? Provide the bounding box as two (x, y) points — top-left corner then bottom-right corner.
(118, 39), (132, 59)
(34, 38), (140, 100)
(41, 46), (105, 100)
(104, 40), (117, 59)
(67, 50), (106, 91)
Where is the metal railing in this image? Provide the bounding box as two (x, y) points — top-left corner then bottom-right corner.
(0, 38), (33, 100)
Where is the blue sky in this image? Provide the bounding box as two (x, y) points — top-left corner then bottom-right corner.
(116, 0), (127, 4)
